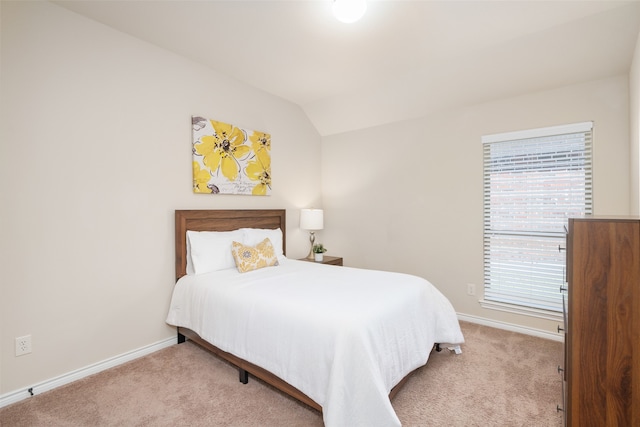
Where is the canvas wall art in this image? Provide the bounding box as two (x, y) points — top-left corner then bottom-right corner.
(192, 116), (271, 196)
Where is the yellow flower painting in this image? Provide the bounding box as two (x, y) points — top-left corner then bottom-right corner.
(192, 116), (271, 196)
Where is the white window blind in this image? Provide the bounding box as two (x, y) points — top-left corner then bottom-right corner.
(482, 122), (592, 314)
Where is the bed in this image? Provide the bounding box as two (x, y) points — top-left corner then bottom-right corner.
(166, 209), (464, 427)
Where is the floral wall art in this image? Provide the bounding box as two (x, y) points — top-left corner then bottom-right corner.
(192, 116), (271, 196)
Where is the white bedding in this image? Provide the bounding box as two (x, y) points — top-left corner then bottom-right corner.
(166, 258), (464, 427)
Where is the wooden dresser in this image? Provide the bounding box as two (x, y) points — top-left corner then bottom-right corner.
(564, 217), (639, 426)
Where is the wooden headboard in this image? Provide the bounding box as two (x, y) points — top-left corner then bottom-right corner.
(175, 209), (286, 280)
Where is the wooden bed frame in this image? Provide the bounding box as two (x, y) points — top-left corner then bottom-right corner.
(174, 209), (422, 413)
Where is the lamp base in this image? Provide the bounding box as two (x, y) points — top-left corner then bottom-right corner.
(306, 231), (316, 260)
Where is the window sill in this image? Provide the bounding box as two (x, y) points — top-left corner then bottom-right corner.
(479, 299), (563, 322)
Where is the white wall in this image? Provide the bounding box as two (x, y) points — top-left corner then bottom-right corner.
(321, 75), (630, 334)
(631, 31), (640, 215)
(0, 1), (322, 394)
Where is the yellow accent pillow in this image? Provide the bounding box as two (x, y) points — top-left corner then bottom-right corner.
(231, 238), (279, 273)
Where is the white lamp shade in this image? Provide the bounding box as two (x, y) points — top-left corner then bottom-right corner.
(300, 209), (324, 231)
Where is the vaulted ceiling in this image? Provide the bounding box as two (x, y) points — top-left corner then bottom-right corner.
(54, 0), (640, 136)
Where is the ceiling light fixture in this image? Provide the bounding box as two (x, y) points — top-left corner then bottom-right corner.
(332, 0), (367, 23)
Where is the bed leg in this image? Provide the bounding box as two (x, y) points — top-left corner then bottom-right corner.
(177, 332), (186, 344)
(435, 343), (442, 352)
(239, 369), (248, 384)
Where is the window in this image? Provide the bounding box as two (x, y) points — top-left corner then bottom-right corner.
(482, 122), (593, 319)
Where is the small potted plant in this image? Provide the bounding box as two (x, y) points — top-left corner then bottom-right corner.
(313, 243), (327, 262)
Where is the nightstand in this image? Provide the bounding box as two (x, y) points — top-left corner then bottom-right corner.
(298, 255), (343, 266)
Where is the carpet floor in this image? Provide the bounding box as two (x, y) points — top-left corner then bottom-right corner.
(0, 321), (564, 426)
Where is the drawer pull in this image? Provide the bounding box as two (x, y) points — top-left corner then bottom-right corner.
(557, 404), (564, 413)
(557, 365), (564, 374)
(557, 325), (564, 333)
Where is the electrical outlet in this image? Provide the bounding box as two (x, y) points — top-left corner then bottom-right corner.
(15, 335), (32, 356)
(467, 283), (476, 296)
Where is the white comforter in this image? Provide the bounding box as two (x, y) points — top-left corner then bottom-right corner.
(166, 258), (464, 427)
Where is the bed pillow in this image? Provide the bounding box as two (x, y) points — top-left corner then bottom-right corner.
(241, 228), (284, 259)
(231, 238), (279, 273)
(187, 229), (245, 275)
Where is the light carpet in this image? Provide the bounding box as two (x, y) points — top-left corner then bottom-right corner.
(0, 321), (563, 426)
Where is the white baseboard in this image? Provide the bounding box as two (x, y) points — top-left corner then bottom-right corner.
(0, 336), (176, 409)
(457, 313), (564, 342)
